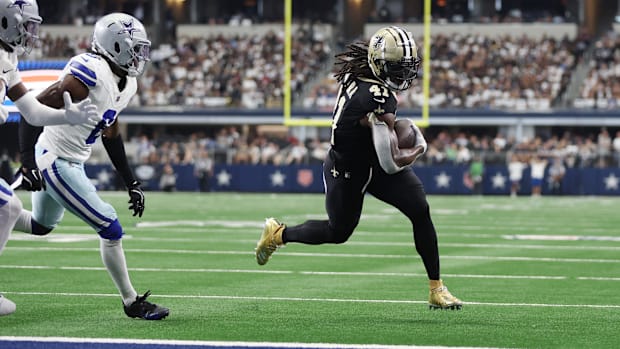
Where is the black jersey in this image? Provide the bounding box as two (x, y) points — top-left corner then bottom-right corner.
(330, 75), (397, 160)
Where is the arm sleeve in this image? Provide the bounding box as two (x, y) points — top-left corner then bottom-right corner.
(13, 91), (70, 126)
(19, 118), (44, 168)
(102, 134), (135, 187)
(369, 113), (405, 174)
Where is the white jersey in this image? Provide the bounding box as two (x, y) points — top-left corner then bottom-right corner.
(37, 53), (137, 163)
(508, 161), (525, 182)
(0, 50), (22, 90)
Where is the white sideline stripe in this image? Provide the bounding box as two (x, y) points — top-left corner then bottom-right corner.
(7, 246), (620, 263)
(0, 265), (293, 274)
(0, 265), (569, 280)
(0, 336), (502, 349)
(1, 291), (619, 310)
(438, 224), (612, 232)
(349, 242), (620, 251)
(58, 224), (620, 239)
(133, 220), (616, 234)
(299, 271), (567, 280)
(136, 220), (264, 228)
(577, 277), (620, 281)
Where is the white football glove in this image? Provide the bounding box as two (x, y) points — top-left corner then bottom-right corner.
(62, 91), (100, 126)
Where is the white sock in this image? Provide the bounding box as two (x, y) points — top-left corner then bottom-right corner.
(13, 209), (32, 234)
(100, 238), (138, 305)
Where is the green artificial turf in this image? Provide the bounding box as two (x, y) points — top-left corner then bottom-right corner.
(1, 192), (619, 348)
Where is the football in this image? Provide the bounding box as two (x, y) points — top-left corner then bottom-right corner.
(394, 119), (416, 148)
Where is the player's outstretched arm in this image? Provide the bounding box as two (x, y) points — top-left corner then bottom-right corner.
(8, 78), (100, 127)
(102, 123), (145, 217)
(16, 77), (96, 191)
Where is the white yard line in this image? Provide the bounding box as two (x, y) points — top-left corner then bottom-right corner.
(0, 336), (508, 349)
(52, 223), (620, 237)
(6, 246), (620, 263)
(10, 233), (620, 250)
(0, 264), (571, 280)
(0, 291), (618, 310)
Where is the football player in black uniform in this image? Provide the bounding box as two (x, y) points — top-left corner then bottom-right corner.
(255, 26), (462, 310)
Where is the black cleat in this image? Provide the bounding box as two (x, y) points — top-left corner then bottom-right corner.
(123, 291), (169, 320)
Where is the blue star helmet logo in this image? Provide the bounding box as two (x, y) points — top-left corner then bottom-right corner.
(8, 0), (31, 15)
(118, 19), (139, 38)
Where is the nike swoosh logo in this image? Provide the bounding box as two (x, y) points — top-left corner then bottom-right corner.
(374, 98), (385, 103)
(2, 69), (12, 73)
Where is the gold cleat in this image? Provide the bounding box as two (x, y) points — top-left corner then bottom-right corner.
(255, 217), (285, 266)
(429, 279), (463, 310)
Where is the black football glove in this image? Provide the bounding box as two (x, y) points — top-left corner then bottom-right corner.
(19, 166), (46, 191)
(127, 180), (145, 217)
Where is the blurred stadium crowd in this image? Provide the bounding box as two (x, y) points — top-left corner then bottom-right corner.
(4, 123), (619, 193)
(35, 29), (620, 111)
(75, 124), (618, 171)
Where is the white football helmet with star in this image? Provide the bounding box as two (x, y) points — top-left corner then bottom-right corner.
(0, 0), (42, 55)
(91, 12), (151, 77)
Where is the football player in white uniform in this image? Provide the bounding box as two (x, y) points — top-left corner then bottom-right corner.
(15, 12), (169, 320)
(0, 0), (99, 316)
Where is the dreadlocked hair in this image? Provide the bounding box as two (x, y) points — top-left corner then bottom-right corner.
(334, 41), (374, 83)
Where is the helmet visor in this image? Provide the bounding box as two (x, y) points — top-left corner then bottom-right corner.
(385, 57), (420, 84)
(15, 20), (40, 54)
(127, 41), (151, 76)
(133, 41), (151, 61)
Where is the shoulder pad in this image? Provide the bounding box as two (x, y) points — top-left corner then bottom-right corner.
(68, 53), (100, 87)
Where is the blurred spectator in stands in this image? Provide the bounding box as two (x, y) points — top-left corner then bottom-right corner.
(493, 133), (507, 150)
(455, 144), (472, 164)
(159, 163), (177, 192)
(508, 154), (526, 197)
(577, 138), (596, 167)
(136, 135), (156, 164)
(232, 140), (251, 164)
(547, 157), (566, 195)
(309, 137), (330, 164)
(194, 149), (213, 192)
(284, 137), (308, 165)
(467, 155), (484, 195)
(597, 127), (612, 168)
(484, 142), (507, 165)
(613, 131), (620, 166)
(530, 155), (548, 197)
(260, 141), (283, 165)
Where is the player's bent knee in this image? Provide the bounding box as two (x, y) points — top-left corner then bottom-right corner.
(97, 219), (124, 240)
(31, 220), (53, 236)
(329, 226), (355, 244)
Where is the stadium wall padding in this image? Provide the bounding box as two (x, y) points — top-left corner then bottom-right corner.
(83, 164), (620, 196)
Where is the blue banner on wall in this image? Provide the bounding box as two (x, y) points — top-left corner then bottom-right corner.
(83, 164), (620, 196)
